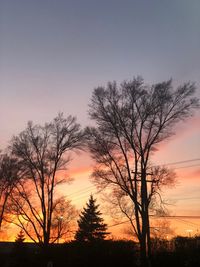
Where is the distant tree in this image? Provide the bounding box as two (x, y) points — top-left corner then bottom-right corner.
(7, 113), (84, 248)
(51, 197), (77, 243)
(13, 229), (28, 267)
(151, 219), (174, 240)
(15, 229), (25, 243)
(75, 195), (109, 242)
(86, 77), (199, 266)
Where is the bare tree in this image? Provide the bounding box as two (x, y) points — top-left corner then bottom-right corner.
(50, 197), (77, 243)
(86, 77), (199, 266)
(8, 113), (84, 247)
(150, 219), (175, 252)
(0, 154), (19, 228)
(151, 219), (174, 240)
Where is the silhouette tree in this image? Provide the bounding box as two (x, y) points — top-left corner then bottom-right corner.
(51, 197), (77, 243)
(75, 195), (109, 242)
(13, 229), (28, 267)
(7, 113), (84, 248)
(15, 229), (26, 243)
(0, 154), (19, 228)
(86, 77), (199, 266)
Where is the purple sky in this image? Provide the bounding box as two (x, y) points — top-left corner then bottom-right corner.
(0, 0), (200, 235)
(1, 0), (200, 143)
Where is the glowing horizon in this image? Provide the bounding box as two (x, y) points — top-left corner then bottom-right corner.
(0, 0), (200, 242)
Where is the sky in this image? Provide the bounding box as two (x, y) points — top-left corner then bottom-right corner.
(0, 0), (200, 239)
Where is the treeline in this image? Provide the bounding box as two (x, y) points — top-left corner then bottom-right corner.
(151, 235), (200, 267)
(0, 237), (200, 267)
(0, 240), (136, 267)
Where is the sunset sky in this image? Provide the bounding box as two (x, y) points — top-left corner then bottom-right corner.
(0, 0), (200, 239)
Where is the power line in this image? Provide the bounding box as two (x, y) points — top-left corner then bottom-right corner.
(66, 185), (96, 197)
(108, 215), (200, 228)
(169, 197), (200, 201)
(173, 218), (200, 228)
(108, 220), (130, 228)
(70, 188), (96, 200)
(67, 157), (200, 198)
(154, 158), (200, 167)
(151, 215), (200, 219)
(174, 164), (200, 170)
(70, 190), (99, 202)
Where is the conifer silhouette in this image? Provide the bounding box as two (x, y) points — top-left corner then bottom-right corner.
(15, 230), (25, 243)
(75, 195), (109, 241)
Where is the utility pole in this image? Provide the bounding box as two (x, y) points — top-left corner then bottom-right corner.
(131, 169), (156, 266)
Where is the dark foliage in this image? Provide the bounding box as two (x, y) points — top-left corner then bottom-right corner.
(0, 240), (137, 267)
(0, 238), (199, 267)
(75, 195), (109, 242)
(15, 230), (25, 243)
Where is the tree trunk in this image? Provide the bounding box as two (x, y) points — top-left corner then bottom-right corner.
(140, 235), (148, 267)
(145, 208), (152, 267)
(140, 168), (152, 267)
(146, 210), (152, 259)
(43, 231), (49, 248)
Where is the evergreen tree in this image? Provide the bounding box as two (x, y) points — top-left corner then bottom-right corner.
(13, 230), (27, 266)
(15, 230), (25, 243)
(75, 195), (109, 242)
